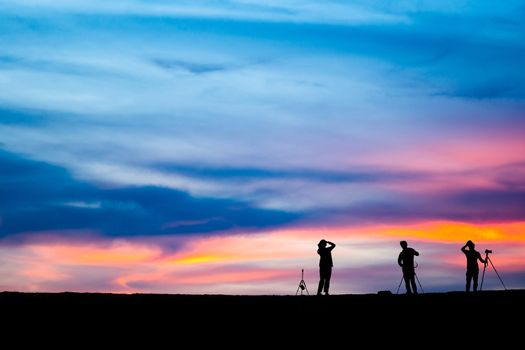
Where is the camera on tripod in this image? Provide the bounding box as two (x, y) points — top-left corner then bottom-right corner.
(480, 248), (507, 291)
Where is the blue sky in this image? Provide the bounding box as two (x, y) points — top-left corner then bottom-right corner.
(1, 1), (524, 294)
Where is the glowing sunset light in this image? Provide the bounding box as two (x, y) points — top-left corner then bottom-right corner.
(167, 232), (312, 263)
(1, 221), (524, 294)
(22, 265), (68, 282)
(442, 252), (525, 271)
(28, 242), (161, 265)
(115, 272), (166, 291)
(176, 269), (292, 285)
(381, 221), (525, 243)
(173, 255), (231, 265)
(359, 134), (525, 172)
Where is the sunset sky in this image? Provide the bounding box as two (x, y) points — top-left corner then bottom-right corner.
(1, 1), (524, 294)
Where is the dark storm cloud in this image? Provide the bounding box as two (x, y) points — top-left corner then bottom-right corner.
(0, 150), (298, 237)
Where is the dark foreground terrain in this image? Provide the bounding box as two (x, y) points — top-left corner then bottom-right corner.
(1, 290), (522, 345)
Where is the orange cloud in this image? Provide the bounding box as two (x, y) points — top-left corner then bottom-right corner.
(173, 255), (231, 264)
(176, 269), (291, 285)
(379, 221), (525, 243)
(28, 240), (161, 265)
(164, 232), (311, 266)
(22, 264), (68, 281)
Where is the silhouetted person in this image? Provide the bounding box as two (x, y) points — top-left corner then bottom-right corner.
(317, 239), (335, 296)
(398, 240), (419, 294)
(461, 240), (487, 292)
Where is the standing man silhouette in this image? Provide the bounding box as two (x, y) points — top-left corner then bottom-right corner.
(461, 240), (487, 292)
(398, 240), (419, 294)
(317, 239), (336, 296)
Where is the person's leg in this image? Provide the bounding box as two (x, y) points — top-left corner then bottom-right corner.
(410, 275), (418, 294)
(318, 267), (325, 295)
(466, 271), (472, 292)
(317, 279), (324, 295)
(317, 270), (324, 295)
(404, 275), (412, 294)
(473, 271), (479, 291)
(323, 268), (332, 295)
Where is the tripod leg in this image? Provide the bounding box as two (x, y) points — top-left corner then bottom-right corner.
(480, 261), (487, 291)
(488, 257), (507, 290)
(396, 275), (404, 294)
(415, 273), (424, 294)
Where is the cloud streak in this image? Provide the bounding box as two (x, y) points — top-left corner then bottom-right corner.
(0, 149), (299, 238)
(2, 148), (525, 240)
(1, 0), (407, 25)
(152, 58), (232, 75)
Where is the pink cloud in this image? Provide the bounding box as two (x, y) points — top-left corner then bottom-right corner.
(1, 221), (524, 294)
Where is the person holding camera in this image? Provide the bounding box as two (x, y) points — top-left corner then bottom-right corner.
(398, 240), (420, 294)
(461, 240), (487, 292)
(317, 239), (336, 296)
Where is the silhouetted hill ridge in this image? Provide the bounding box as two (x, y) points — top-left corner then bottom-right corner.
(1, 290), (520, 345)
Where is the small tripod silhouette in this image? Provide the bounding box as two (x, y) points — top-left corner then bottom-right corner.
(480, 249), (507, 291)
(296, 269), (309, 295)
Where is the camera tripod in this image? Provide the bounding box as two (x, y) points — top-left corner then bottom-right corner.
(396, 273), (424, 294)
(296, 269), (309, 295)
(480, 249), (507, 291)
(396, 263), (425, 295)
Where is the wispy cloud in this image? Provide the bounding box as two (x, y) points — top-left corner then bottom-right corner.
(2, 0), (407, 25)
(3, 148), (525, 241)
(0, 54), (129, 78)
(315, 189), (525, 226)
(154, 163), (423, 184)
(152, 58), (231, 75)
(438, 82), (523, 100)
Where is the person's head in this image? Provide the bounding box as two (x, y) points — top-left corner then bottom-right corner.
(318, 239), (327, 248)
(467, 240), (475, 249)
(400, 240), (408, 249)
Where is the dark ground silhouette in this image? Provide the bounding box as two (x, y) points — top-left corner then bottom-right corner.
(0, 290), (522, 345)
